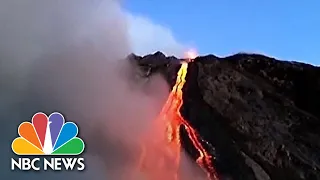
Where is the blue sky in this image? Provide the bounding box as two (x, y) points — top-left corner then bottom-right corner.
(125, 1), (319, 65)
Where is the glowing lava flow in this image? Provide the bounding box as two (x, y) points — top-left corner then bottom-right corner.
(138, 60), (219, 180)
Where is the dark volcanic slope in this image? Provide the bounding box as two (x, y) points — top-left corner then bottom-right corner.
(131, 52), (320, 180)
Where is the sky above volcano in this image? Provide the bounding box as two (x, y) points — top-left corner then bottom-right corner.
(124, 0), (319, 65)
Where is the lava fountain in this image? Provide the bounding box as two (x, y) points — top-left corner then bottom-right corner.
(136, 50), (219, 180)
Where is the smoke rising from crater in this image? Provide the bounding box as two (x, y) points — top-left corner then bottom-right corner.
(0, 1), (206, 180)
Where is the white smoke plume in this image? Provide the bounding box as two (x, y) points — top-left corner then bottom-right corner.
(0, 0), (207, 180)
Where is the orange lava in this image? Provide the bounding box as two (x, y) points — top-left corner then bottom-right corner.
(138, 61), (219, 180)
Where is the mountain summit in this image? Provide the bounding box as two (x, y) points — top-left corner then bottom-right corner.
(131, 52), (320, 180)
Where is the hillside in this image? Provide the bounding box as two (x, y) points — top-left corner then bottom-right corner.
(130, 52), (320, 180)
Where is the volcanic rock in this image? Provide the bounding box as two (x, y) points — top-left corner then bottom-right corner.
(133, 52), (320, 180)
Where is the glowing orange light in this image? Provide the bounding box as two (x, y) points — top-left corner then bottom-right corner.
(137, 61), (219, 180)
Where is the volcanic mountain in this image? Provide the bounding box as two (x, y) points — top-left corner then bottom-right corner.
(129, 51), (320, 180)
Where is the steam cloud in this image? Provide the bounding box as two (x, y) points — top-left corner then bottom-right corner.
(0, 0), (207, 180)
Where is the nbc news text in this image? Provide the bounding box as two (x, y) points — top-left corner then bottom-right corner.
(11, 158), (85, 171)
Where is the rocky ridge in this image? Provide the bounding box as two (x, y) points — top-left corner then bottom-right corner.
(129, 52), (320, 180)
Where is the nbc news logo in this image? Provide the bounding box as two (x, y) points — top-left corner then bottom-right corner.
(11, 112), (85, 171)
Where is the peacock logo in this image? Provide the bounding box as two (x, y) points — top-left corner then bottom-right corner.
(11, 112), (85, 155)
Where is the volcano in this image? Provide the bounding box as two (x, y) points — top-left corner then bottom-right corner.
(129, 52), (320, 180)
